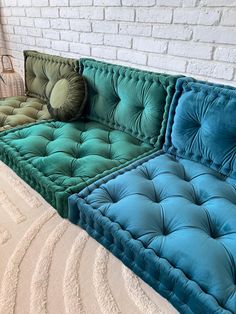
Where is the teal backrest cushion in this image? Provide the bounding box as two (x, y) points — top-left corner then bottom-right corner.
(79, 58), (178, 146)
(164, 78), (236, 178)
(24, 50), (78, 102)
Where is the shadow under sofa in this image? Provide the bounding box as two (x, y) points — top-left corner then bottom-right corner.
(0, 58), (179, 218)
(68, 78), (236, 314)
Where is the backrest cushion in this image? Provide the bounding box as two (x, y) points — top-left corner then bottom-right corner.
(164, 77), (236, 178)
(24, 50), (78, 102)
(79, 58), (178, 146)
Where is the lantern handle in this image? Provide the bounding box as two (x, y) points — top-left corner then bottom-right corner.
(1, 55), (15, 73)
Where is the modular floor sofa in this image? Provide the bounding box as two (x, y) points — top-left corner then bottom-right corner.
(0, 50), (80, 131)
(0, 58), (178, 217)
(69, 78), (236, 314)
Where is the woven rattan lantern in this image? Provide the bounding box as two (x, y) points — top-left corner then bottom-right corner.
(0, 55), (25, 98)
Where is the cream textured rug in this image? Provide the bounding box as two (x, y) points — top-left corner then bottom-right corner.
(0, 161), (178, 314)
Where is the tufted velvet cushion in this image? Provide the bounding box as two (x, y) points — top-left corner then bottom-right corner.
(80, 58), (177, 146)
(48, 73), (87, 121)
(68, 152), (236, 314)
(0, 59), (178, 216)
(0, 96), (51, 131)
(24, 50), (79, 102)
(68, 78), (236, 313)
(164, 78), (236, 178)
(0, 120), (153, 217)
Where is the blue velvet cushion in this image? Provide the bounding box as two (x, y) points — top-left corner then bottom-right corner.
(69, 152), (236, 313)
(68, 78), (236, 313)
(163, 78), (236, 178)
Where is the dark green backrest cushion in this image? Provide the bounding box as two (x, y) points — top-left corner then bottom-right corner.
(24, 50), (78, 102)
(79, 58), (178, 146)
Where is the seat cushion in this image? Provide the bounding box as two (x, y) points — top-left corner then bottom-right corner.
(69, 152), (236, 314)
(0, 120), (153, 217)
(164, 78), (236, 179)
(0, 96), (51, 131)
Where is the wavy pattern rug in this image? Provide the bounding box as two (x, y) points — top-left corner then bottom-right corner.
(0, 161), (178, 314)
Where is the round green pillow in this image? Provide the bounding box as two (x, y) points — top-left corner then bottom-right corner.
(48, 73), (87, 121)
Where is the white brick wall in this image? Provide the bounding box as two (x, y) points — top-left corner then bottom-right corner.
(0, 0), (236, 86)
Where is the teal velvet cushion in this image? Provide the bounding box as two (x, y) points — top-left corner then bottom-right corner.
(69, 152), (236, 313)
(0, 120), (153, 217)
(48, 73), (87, 121)
(79, 58), (178, 146)
(164, 78), (236, 178)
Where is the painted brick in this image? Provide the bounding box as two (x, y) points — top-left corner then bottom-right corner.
(173, 8), (200, 24)
(70, 42), (90, 55)
(117, 49), (147, 65)
(201, 0), (236, 6)
(36, 37), (51, 48)
(182, 0), (198, 7)
(153, 25), (192, 40)
(168, 41), (213, 59)
(43, 29), (60, 40)
(133, 37), (167, 54)
(51, 19), (70, 30)
(80, 33), (103, 45)
(148, 54), (187, 72)
(194, 26), (236, 45)
(32, 0), (48, 6)
(198, 9), (221, 25)
(122, 0), (155, 6)
(104, 34), (132, 48)
(34, 18), (50, 28)
(105, 7), (134, 21)
(70, 0), (93, 5)
(157, 0), (181, 5)
(214, 47), (236, 63)
(70, 20), (91, 32)
(25, 8), (41, 18)
(79, 7), (104, 20)
(7, 17), (20, 25)
(41, 8), (59, 18)
(60, 7), (79, 18)
(51, 40), (69, 52)
(50, 0), (68, 5)
(91, 46), (116, 59)
(60, 30), (79, 42)
(187, 60), (234, 80)
(136, 8), (172, 23)
(20, 17), (34, 27)
(94, 0), (121, 6)
(92, 21), (118, 34)
(11, 8), (25, 16)
(221, 9), (236, 26)
(119, 23), (151, 36)
(19, 0), (32, 6)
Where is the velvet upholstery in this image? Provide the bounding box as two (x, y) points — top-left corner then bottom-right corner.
(80, 58), (177, 146)
(0, 96), (51, 131)
(68, 78), (236, 313)
(24, 50), (78, 102)
(0, 51), (80, 131)
(164, 78), (236, 178)
(0, 59), (178, 217)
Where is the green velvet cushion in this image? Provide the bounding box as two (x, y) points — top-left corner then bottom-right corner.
(24, 50), (78, 103)
(79, 58), (178, 146)
(0, 120), (153, 217)
(48, 73), (87, 121)
(0, 96), (51, 131)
